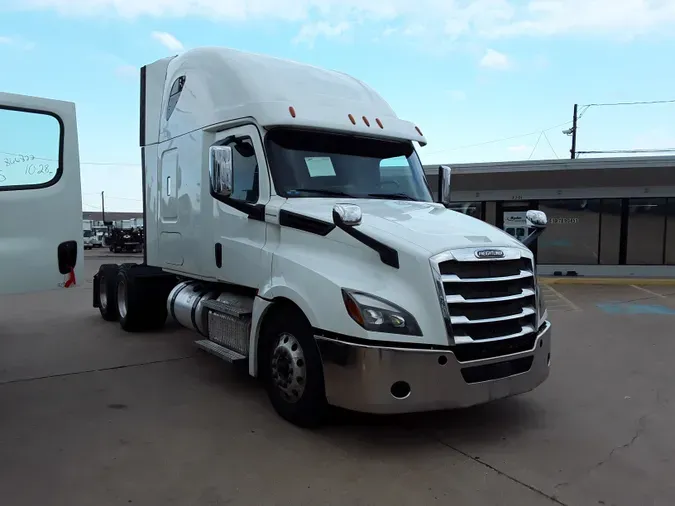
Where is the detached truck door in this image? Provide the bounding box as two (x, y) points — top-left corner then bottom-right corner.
(0, 92), (83, 295)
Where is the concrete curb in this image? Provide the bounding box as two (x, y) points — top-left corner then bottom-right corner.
(539, 276), (675, 286)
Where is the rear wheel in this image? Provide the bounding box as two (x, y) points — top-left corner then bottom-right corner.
(97, 264), (120, 321)
(116, 265), (173, 332)
(261, 306), (328, 428)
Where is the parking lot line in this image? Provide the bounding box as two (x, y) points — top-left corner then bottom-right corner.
(630, 285), (666, 298)
(544, 284), (582, 311)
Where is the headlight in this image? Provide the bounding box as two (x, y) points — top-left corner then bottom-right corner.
(341, 289), (422, 336)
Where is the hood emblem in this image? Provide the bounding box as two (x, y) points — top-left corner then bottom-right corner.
(475, 248), (505, 259)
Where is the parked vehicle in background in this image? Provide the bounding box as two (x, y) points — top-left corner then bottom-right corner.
(108, 226), (143, 253)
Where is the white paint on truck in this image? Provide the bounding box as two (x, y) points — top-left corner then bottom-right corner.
(0, 92), (83, 295)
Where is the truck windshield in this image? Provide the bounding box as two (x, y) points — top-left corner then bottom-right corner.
(265, 128), (433, 202)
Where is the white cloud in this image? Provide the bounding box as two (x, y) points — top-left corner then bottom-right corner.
(508, 144), (530, 152)
(447, 89), (467, 101)
(7, 1), (675, 42)
(480, 48), (510, 69)
(0, 35), (35, 50)
(115, 64), (138, 78)
(293, 21), (350, 47)
(151, 31), (184, 51)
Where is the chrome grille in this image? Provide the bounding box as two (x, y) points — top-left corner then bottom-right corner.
(434, 249), (537, 349)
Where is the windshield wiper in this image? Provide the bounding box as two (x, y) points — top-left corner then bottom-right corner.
(367, 192), (418, 201)
(291, 188), (355, 198)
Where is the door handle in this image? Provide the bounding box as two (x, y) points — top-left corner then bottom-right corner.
(167, 176), (171, 197)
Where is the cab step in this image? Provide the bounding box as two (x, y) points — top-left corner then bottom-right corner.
(195, 339), (246, 363)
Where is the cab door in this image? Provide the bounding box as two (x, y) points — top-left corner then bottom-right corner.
(0, 92), (83, 295)
(210, 124), (270, 288)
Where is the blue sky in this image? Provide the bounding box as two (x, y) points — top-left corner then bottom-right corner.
(1, 0), (674, 212)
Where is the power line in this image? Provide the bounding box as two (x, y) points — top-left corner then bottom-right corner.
(581, 99), (675, 107)
(0, 150), (139, 167)
(83, 192), (142, 202)
(542, 131), (559, 159)
(424, 119), (573, 155)
(528, 132), (543, 160)
(576, 148), (675, 155)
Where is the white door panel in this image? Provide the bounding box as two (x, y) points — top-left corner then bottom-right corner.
(212, 124), (269, 288)
(0, 92), (83, 295)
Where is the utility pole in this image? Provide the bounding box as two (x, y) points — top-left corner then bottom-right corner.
(570, 103), (578, 159)
(101, 191), (106, 223)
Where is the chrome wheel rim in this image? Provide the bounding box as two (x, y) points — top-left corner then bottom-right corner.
(117, 279), (128, 319)
(271, 332), (307, 403)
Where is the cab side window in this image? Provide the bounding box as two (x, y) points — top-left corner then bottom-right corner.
(227, 137), (259, 203)
(166, 76), (185, 121)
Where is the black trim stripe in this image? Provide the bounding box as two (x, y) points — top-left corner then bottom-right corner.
(139, 65), (146, 147)
(211, 194), (266, 221)
(278, 209), (336, 236)
(332, 210), (399, 269)
(141, 147), (148, 263)
(139, 65), (148, 262)
(313, 327), (451, 351)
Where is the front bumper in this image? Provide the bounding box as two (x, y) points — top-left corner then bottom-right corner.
(316, 321), (551, 415)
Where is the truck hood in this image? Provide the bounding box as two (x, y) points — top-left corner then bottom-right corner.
(280, 198), (526, 254)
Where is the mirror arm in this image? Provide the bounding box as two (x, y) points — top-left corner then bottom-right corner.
(521, 227), (546, 248)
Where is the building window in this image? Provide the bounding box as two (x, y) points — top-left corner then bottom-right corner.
(666, 198), (675, 265)
(537, 199), (600, 264)
(626, 198), (667, 265)
(599, 199), (622, 265)
(447, 202), (484, 221)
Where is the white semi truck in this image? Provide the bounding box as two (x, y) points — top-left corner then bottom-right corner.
(0, 47), (551, 428)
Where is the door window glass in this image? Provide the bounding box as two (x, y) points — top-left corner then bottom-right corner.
(1, 107), (61, 189)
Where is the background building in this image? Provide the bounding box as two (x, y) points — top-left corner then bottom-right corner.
(82, 211), (143, 229)
(424, 155), (675, 277)
(83, 156), (675, 277)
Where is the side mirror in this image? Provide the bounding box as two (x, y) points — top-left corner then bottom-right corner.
(526, 210), (548, 228)
(209, 145), (233, 198)
(438, 165), (452, 207)
(332, 203), (362, 227)
(521, 210), (548, 248)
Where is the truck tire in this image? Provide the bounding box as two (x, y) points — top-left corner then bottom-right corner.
(97, 264), (120, 321)
(115, 265), (169, 332)
(260, 306), (328, 428)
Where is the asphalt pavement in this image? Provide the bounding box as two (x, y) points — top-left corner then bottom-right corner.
(0, 250), (673, 506)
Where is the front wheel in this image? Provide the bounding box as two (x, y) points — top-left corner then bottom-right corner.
(262, 309), (328, 428)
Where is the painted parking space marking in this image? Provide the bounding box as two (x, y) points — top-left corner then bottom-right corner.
(541, 284), (581, 312)
(630, 285), (666, 298)
(540, 285), (581, 311)
(597, 302), (675, 315)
